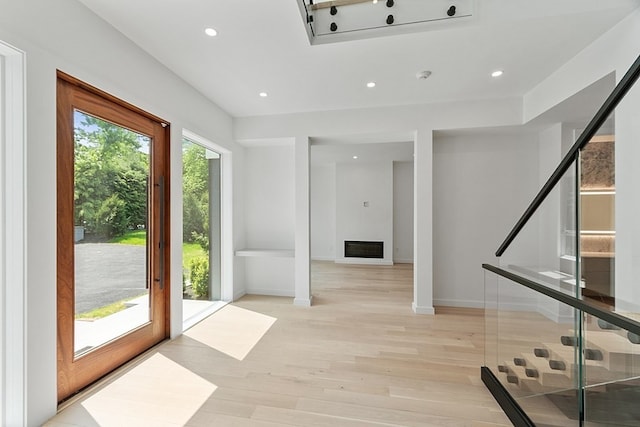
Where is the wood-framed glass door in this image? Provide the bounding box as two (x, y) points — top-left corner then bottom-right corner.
(56, 71), (170, 402)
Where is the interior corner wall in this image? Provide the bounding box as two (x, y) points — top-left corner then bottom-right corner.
(335, 161), (393, 264)
(433, 132), (539, 308)
(393, 161), (414, 263)
(0, 2), (238, 424)
(310, 163), (336, 260)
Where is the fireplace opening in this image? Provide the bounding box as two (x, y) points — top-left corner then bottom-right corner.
(344, 241), (383, 259)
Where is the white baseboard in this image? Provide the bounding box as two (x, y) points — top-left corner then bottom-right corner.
(245, 288), (295, 298)
(311, 256), (334, 262)
(393, 259), (414, 264)
(233, 290), (246, 301)
(433, 298), (484, 309)
(294, 296), (313, 307)
(335, 258), (394, 266)
(412, 302), (435, 314)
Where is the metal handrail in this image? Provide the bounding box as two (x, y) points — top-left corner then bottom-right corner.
(496, 53), (640, 257)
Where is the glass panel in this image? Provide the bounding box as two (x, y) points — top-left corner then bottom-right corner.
(301, 0), (473, 40)
(73, 110), (151, 356)
(499, 162), (581, 298)
(580, 133), (616, 310)
(583, 313), (640, 425)
(484, 270), (499, 373)
(486, 270), (581, 426)
(182, 138), (221, 325)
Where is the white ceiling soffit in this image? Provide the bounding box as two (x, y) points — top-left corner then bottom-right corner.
(311, 141), (414, 165)
(77, 0), (640, 117)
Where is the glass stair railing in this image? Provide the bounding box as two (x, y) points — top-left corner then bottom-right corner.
(483, 53), (640, 426)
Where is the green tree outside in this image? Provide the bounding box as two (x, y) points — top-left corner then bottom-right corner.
(74, 112), (149, 239)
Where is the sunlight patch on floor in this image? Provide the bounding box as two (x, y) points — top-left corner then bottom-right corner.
(54, 353), (216, 427)
(184, 304), (277, 361)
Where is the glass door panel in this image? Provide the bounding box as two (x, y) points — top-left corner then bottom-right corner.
(182, 138), (221, 326)
(73, 110), (151, 356)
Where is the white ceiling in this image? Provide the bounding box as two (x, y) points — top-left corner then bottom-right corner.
(77, 0), (639, 118)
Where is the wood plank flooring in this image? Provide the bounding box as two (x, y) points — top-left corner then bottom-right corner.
(47, 261), (510, 426)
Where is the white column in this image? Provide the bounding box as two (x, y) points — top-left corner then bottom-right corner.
(294, 136), (312, 306)
(413, 129), (435, 314)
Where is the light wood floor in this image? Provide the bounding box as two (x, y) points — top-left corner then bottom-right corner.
(47, 262), (510, 426)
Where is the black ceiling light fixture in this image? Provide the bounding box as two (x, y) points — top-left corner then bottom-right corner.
(386, 14), (394, 25)
(330, 6), (337, 15)
(386, 0), (394, 7)
(447, 5), (456, 16)
(330, 22), (338, 32)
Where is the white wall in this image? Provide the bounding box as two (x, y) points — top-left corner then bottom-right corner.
(0, 1), (240, 424)
(311, 160), (413, 264)
(393, 161), (414, 263)
(243, 145), (295, 249)
(335, 161), (393, 264)
(240, 144), (296, 296)
(433, 132), (539, 308)
(310, 163), (336, 260)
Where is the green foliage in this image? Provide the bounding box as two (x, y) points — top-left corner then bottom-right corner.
(189, 256), (209, 299)
(95, 195), (128, 238)
(182, 140), (209, 252)
(182, 141), (210, 252)
(74, 113), (149, 239)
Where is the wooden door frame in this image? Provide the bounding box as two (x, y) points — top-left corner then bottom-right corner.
(56, 71), (170, 402)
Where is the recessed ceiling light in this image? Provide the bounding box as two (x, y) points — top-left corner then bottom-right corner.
(259, 92), (268, 97)
(204, 27), (218, 37)
(373, 0), (378, 3)
(491, 70), (504, 78)
(353, 155), (358, 159)
(366, 82), (376, 88)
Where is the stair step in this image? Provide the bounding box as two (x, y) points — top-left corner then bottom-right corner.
(501, 361), (548, 397)
(534, 348), (549, 358)
(627, 332), (640, 344)
(513, 357), (526, 366)
(519, 354), (572, 388)
(585, 348), (604, 361)
(549, 359), (566, 371)
(597, 319), (621, 330)
(578, 330), (640, 373)
(560, 335), (579, 347)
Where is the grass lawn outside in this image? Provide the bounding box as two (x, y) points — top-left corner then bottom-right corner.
(110, 229), (207, 276)
(109, 230), (147, 246)
(75, 294), (146, 320)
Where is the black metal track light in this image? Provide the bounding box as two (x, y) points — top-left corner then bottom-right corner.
(330, 22), (337, 32)
(447, 5), (456, 16)
(386, 0), (394, 7)
(386, 14), (394, 25)
(330, 6), (337, 15)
